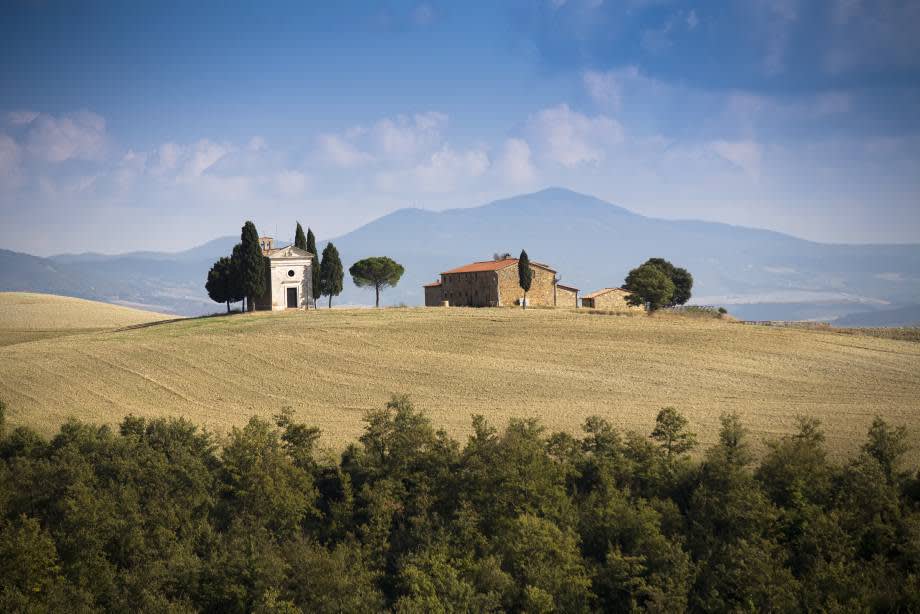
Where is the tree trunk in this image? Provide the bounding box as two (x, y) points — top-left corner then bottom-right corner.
(226, 300), (230, 313)
(328, 295), (332, 309)
(522, 291), (527, 310)
(375, 285), (380, 308)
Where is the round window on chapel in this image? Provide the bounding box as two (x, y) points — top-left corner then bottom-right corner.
(287, 269), (295, 277)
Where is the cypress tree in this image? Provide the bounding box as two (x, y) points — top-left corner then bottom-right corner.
(306, 228), (320, 309)
(229, 243), (246, 311)
(239, 221), (266, 311)
(319, 242), (344, 308)
(294, 222), (307, 250)
(518, 249), (533, 310)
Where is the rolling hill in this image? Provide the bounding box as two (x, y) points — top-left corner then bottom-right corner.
(2, 188), (918, 320)
(1, 303), (918, 464)
(0, 292), (175, 346)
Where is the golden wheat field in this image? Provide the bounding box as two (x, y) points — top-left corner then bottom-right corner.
(0, 292), (176, 347)
(1, 292), (918, 463)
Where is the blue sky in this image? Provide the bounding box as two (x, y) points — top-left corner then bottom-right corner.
(1, 0), (919, 254)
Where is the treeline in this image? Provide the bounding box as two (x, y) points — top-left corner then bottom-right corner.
(207, 221), (404, 310)
(1, 398), (918, 612)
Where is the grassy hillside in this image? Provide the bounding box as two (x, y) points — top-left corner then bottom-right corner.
(1, 304), (918, 462)
(0, 292), (175, 346)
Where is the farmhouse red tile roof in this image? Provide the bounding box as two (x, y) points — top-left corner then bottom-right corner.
(441, 258), (556, 275)
(582, 287), (629, 299)
(556, 284), (580, 291)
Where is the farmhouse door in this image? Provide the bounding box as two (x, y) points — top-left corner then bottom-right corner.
(286, 287), (298, 308)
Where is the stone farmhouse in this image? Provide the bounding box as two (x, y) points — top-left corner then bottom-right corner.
(252, 237), (314, 310)
(424, 258), (578, 308)
(580, 287), (642, 311)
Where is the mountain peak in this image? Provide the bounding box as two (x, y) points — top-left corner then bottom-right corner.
(476, 187), (636, 217)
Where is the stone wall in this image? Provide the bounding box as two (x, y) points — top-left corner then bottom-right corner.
(496, 264), (556, 307)
(555, 285), (579, 308)
(582, 288), (643, 312)
(440, 271), (500, 307)
(424, 284), (443, 306)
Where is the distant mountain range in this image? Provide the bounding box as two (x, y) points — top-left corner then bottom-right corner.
(2, 188), (919, 324)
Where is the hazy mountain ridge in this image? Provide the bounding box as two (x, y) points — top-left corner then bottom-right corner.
(2, 188), (918, 322)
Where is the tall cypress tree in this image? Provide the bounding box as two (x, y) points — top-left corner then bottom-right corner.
(518, 249), (533, 310)
(229, 243), (246, 311)
(306, 228), (320, 309)
(239, 221), (266, 311)
(319, 242), (344, 308)
(294, 222), (307, 250)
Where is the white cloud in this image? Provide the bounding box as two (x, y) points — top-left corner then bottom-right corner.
(496, 138), (537, 185)
(525, 104), (623, 167)
(710, 139), (763, 179)
(248, 136), (267, 152)
(376, 145), (489, 193)
(0, 134), (22, 187)
(316, 111), (448, 167)
(6, 110), (39, 126)
(185, 140), (230, 178)
(583, 70), (622, 109)
(275, 170), (309, 197)
(317, 133), (373, 167)
(24, 111), (108, 162)
(758, 0), (799, 75)
(372, 111), (447, 159)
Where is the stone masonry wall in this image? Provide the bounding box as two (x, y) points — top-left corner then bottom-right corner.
(583, 288), (643, 312)
(555, 285), (578, 308)
(424, 285), (444, 306)
(496, 264), (556, 307)
(440, 271), (500, 307)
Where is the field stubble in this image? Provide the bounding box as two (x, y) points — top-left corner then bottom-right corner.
(1, 301), (918, 463)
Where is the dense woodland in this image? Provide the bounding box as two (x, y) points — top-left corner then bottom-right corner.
(1, 397), (918, 613)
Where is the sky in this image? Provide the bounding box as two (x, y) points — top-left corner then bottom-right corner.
(1, 0), (919, 255)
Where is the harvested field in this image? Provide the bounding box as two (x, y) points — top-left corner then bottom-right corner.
(1, 297), (918, 464)
(0, 292), (174, 346)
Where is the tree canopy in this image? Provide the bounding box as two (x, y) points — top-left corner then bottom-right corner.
(348, 257), (405, 308)
(294, 222), (307, 251)
(306, 228), (320, 308)
(518, 250), (533, 309)
(1, 401), (917, 612)
(643, 258), (693, 306)
(624, 263), (675, 311)
(319, 242), (344, 308)
(205, 256), (239, 312)
(239, 221), (266, 311)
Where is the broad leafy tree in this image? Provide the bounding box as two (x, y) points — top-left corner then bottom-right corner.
(624, 263), (675, 311)
(518, 250), (533, 309)
(641, 258), (693, 306)
(2, 394), (917, 611)
(349, 257), (405, 307)
(206, 256), (237, 312)
(319, 242), (344, 308)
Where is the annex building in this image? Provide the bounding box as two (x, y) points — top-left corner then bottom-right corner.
(580, 287), (642, 312)
(424, 257), (578, 308)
